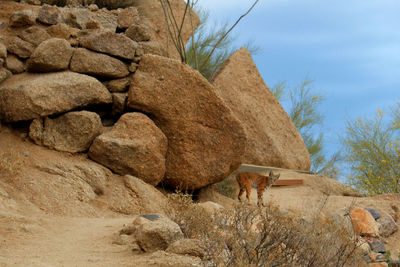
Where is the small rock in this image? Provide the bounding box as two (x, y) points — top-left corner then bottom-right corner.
(111, 92), (127, 117)
(70, 48), (129, 78)
(365, 237), (386, 253)
(377, 214), (398, 237)
(91, 11), (118, 32)
(132, 250), (202, 267)
(79, 30), (138, 60)
(26, 0), (41, 5)
(86, 19), (101, 30)
(38, 5), (61, 25)
(350, 207), (380, 237)
(88, 4), (99, 11)
(29, 111), (102, 153)
(366, 208), (382, 220)
(47, 23), (73, 39)
(103, 77), (130, 92)
(196, 201), (224, 216)
(0, 43), (6, 59)
(166, 239), (206, 259)
(27, 38), (73, 72)
(130, 214), (184, 252)
(18, 26), (51, 47)
(6, 54), (25, 74)
(9, 10), (37, 28)
(128, 62), (138, 73)
(132, 56), (141, 63)
(117, 7), (139, 29)
(62, 7), (90, 30)
(125, 24), (151, 42)
(139, 41), (163, 56)
(6, 36), (35, 59)
(0, 68), (12, 84)
(357, 238), (371, 256)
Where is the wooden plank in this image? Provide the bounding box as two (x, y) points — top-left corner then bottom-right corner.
(238, 164), (313, 174)
(272, 179), (303, 187)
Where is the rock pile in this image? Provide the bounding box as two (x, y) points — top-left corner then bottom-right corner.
(116, 212), (206, 266)
(0, 1), (310, 190)
(349, 207), (399, 266)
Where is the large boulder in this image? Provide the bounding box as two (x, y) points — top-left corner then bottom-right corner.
(70, 48), (129, 78)
(212, 47), (311, 171)
(29, 111), (102, 153)
(79, 30), (138, 60)
(0, 71), (112, 122)
(127, 54), (246, 190)
(27, 38), (73, 72)
(132, 0), (199, 60)
(89, 112), (167, 185)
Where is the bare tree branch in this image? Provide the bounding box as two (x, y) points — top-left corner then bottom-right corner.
(199, 0), (259, 70)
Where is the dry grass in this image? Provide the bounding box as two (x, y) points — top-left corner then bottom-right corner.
(168, 192), (363, 267)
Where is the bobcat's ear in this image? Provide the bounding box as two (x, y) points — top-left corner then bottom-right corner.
(269, 170), (273, 176)
(276, 174), (280, 179)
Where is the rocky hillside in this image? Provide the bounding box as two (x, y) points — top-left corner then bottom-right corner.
(0, 0), (310, 190)
(0, 1), (398, 266)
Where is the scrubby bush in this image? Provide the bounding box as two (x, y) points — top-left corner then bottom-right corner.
(168, 192), (362, 267)
(343, 106), (400, 195)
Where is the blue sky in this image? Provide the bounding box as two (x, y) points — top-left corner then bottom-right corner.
(199, 0), (400, 175)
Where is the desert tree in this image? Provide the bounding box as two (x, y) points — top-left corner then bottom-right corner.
(343, 106), (400, 195)
(158, 0), (260, 80)
(271, 80), (341, 178)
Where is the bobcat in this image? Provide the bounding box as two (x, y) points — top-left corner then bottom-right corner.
(236, 170), (280, 206)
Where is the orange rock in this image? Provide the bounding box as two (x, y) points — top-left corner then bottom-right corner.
(350, 207), (380, 237)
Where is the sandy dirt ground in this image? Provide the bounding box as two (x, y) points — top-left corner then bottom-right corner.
(0, 213), (137, 267)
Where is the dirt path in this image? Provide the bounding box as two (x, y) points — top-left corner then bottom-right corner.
(0, 215), (136, 267)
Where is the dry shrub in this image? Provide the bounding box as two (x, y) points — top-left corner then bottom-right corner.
(168, 192), (363, 267)
(216, 176), (237, 199)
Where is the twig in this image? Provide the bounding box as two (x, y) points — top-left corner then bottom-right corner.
(199, 0), (259, 70)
